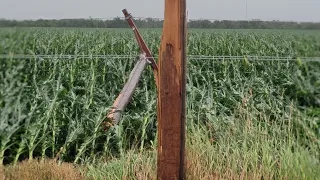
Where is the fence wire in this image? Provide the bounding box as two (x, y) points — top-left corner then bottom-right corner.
(1, 54), (320, 62)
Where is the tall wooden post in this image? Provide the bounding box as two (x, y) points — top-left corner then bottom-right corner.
(157, 0), (187, 179)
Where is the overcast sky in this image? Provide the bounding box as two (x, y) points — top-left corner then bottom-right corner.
(0, 0), (319, 22)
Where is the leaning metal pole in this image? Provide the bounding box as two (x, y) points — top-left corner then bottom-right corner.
(106, 53), (149, 125)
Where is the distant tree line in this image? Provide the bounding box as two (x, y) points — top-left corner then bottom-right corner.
(1, 17), (320, 29)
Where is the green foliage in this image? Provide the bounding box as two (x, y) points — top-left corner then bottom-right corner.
(0, 28), (319, 178)
(1, 28), (320, 57)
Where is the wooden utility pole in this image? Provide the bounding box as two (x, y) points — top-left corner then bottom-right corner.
(157, 0), (187, 179)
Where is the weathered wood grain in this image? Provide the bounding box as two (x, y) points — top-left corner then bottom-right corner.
(157, 0), (187, 179)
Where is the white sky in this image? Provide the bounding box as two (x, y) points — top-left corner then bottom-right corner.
(0, 0), (319, 22)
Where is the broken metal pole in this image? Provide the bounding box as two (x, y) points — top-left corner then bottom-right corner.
(122, 9), (159, 88)
(106, 54), (149, 125)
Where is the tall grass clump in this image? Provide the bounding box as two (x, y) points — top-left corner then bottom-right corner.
(2, 159), (86, 180)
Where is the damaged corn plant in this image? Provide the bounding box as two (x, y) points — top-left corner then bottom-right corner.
(0, 28), (320, 179)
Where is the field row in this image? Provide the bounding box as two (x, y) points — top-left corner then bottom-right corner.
(1, 28), (320, 57)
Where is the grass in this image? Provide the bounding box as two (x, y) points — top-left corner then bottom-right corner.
(2, 159), (86, 180)
(84, 101), (320, 180)
(5, 111), (313, 180)
(0, 28), (319, 179)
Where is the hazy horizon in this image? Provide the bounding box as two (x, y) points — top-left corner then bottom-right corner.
(0, 0), (319, 22)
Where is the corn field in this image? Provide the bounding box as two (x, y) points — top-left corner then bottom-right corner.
(1, 28), (320, 57)
(1, 28), (320, 177)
